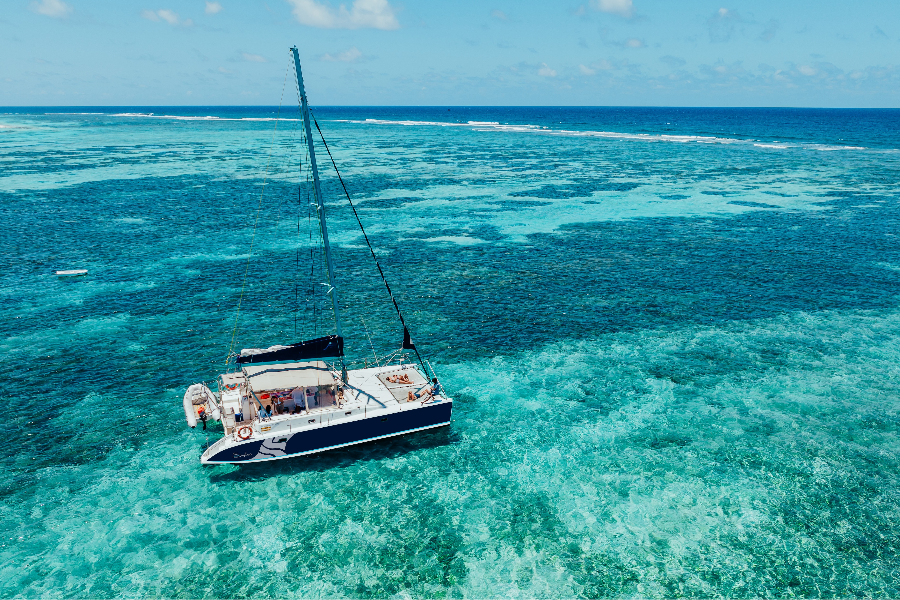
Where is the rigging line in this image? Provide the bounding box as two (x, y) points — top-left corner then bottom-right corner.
(311, 114), (431, 379)
(225, 60), (291, 365)
(360, 318), (380, 366)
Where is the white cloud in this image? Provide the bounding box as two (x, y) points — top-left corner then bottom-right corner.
(285, 0), (399, 30)
(30, 0), (73, 18)
(157, 9), (179, 24)
(625, 38), (644, 48)
(579, 64), (596, 75)
(320, 47), (363, 62)
(242, 53), (267, 62)
(142, 8), (192, 26)
(591, 0), (633, 18)
(538, 63), (557, 77)
(490, 9), (508, 21)
(205, 1), (222, 14)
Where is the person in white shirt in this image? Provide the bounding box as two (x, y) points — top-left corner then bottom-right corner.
(291, 386), (307, 413)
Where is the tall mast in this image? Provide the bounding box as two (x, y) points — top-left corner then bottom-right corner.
(291, 46), (347, 382)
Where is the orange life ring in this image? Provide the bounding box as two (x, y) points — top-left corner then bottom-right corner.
(225, 383), (239, 391)
(237, 426), (253, 440)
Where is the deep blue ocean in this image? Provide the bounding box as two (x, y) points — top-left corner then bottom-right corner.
(2, 105), (900, 597)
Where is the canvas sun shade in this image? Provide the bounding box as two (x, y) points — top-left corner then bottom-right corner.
(242, 361), (337, 393)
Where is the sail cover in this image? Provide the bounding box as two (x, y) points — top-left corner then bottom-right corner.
(236, 335), (344, 364)
(402, 327), (416, 350)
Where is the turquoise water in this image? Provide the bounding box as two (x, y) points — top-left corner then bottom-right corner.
(2, 106), (900, 597)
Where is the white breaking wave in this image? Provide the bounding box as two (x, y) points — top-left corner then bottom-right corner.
(337, 117), (875, 152)
(339, 118), (753, 146)
(808, 144), (868, 151)
(35, 112), (878, 153)
(110, 113), (300, 122)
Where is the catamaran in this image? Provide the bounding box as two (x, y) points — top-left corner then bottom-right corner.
(182, 47), (451, 465)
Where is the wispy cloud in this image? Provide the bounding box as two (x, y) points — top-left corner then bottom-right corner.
(708, 8), (743, 43)
(490, 9), (509, 21)
(141, 8), (193, 26)
(205, 1), (222, 15)
(700, 60), (748, 79)
(579, 59), (615, 75)
(538, 63), (557, 77)
(30, 0), (72, 18)
(604, 35), (645, 49)
(759, 19), (779, 42)
(242, 53), (267, 62)
(591, 0), (633, 18)
(660, 55), (686, 68)
(319, 47), (363, 62)
(285, 0), (399, 30)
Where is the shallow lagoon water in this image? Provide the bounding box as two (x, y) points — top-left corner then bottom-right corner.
(1, 106), (900, 597)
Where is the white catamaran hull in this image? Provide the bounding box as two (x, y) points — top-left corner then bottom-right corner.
(201, 398), (451, 464)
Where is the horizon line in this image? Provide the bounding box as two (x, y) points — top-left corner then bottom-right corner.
(2, 105), (900, 110)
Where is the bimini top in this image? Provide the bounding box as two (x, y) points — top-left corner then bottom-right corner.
(242, 361), (336, 392)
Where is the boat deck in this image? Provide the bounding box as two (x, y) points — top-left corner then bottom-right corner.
(219, 363), (436, 441)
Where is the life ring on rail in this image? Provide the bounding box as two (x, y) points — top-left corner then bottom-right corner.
(237, 426), (253, 440)
(225, 383), (239, 391)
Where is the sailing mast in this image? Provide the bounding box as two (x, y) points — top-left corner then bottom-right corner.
(291, 46), (347, 382)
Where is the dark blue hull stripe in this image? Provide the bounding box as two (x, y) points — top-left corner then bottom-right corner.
(203, 401), (453, 464)
(205, 421), (449, 464)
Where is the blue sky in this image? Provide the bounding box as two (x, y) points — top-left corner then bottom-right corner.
(2, 0), (898, 106)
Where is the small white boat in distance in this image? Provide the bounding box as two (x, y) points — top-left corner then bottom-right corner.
(55, 269), (88, 276)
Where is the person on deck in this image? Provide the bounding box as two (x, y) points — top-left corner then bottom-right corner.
(408, 378), (442, 402)
(291, 386), (307, 413)
(259, 405), (271, 419)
